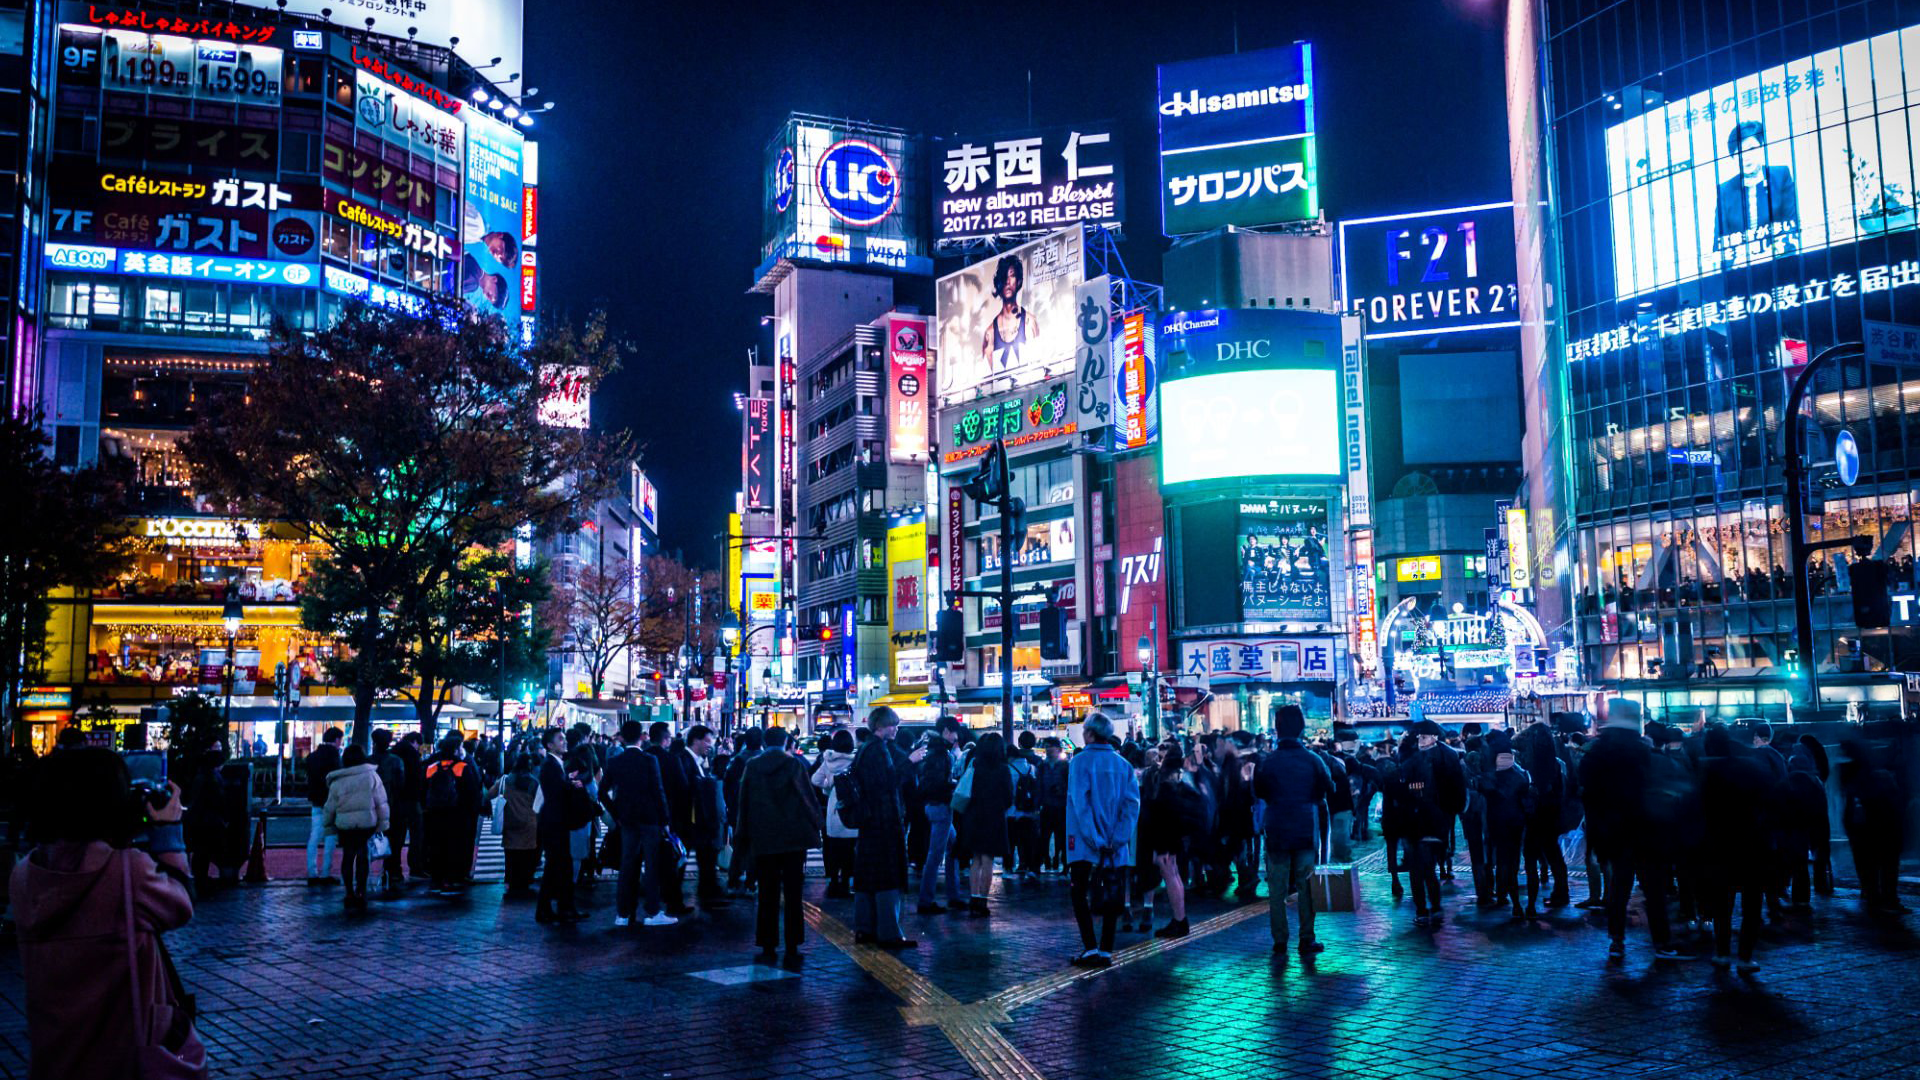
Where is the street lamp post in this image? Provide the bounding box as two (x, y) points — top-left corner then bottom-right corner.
(222, 593), (244, 751)
(721, 614), (739, 737)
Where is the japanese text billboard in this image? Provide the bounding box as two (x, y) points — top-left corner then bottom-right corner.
(259, 0), (522, 79)
(936, 125), (1122, 243)
(57, 22), (283, 105)
(537, 365), (589, 429)
(744, 396), (773, 511)
(1158, 44), (1318, 235)
(462, 110), (524, 332)
(886, 315), (930, 464)
(1112, 310), (1159, 450)
(1114, 455), (1167, 672)
(1337, 202), (1520, 340)
(1070, 276), (1114, 435)
(936, 225), (1084, 403)
(1238, 500), (1331, 623)
(49, 164), (320, 261)
(941, 382), (1075, 467)
(1605, 22), (1920, 298)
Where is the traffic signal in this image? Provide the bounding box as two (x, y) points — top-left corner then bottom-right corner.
(797, 623), (820, 642)
(1005, 496), (1026, 538)
(962, 440), (1006, 504)
(1850, 558), (1892, 628)
(1038, 604), (1069, 660)
(818, 623), (836, 645)
(935, 607), (965, 663)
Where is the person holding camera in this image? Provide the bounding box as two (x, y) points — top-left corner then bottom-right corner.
(11, 747), (206, 1078)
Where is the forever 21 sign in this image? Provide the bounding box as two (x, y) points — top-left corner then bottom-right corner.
(1337, 201), (1521, 341)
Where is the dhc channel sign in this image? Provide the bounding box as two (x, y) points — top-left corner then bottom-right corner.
(817, 139), (898, 227)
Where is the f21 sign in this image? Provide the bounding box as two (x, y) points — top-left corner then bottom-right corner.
(936, 125), (1123, 244)
(1338, 202), (1519, 341)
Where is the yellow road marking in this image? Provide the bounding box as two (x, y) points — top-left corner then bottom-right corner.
(805, 897), (1270, 1080)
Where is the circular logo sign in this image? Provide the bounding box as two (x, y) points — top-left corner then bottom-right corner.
(272, 219), (315, 258)
(892, 323), (923, 353)
(1835, 428), (1860, 486)
(815, 138), (897, 228)
(356, 93), (387, 128)
(281, 264), (314, 287)
(897, 372), (921, 396)
(772, 147), (796, 214)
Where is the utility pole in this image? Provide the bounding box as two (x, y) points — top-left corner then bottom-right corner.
(998, 449), (1016, 741)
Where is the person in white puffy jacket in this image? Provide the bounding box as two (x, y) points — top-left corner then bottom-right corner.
(323, 746), (391, 911)
(810, 730), (860, 898)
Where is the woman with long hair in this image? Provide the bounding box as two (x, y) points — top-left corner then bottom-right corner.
(1141, 740), (1204, 938)
(1518, 724), (1570, 913)
(954, 732), (1015, 917)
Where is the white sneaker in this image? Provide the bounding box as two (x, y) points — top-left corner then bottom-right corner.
(612, 916), (631, 928)
(643, 912), (678, 927)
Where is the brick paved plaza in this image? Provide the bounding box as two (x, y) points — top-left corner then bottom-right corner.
(5, 842), (1917, 1080)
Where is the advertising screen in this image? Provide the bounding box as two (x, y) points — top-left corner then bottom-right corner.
(1158, 44), (1317, 235)
(263, 0), (522, 78)
(1114, 455), (1166, 671)
(1159, 368), (1340, 485)
(1238, 500), (1331, 623)
(537, 365), (589, 429)
(462, 110), (524, 333)
(744, 397), (773, 511)
(978, 519), (1076, 573)
(761, 117), (928, 277)
(936, 125), (1123, 243)
(1338, 202), (1519, 340)
(1605, 23), (1920, 298)
(1112, 310), (1159, 450)
(936, 225), (1084, 402)
(887, 315), (930, 464)
(56, 24), (284, 105)
(49, 164), (321, 261)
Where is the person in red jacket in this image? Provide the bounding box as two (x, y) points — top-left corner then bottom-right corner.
(11, 747), (205, 1079)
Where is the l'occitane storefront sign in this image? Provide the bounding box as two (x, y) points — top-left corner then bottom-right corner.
(91, 604), (303, 627)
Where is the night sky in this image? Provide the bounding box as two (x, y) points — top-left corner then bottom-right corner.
(525, 0), (1510, 562)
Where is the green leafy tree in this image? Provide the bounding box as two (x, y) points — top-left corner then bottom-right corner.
(183, 301), (619, 748)
(0, 409), (135, 753)
(404, 550), (552, 738)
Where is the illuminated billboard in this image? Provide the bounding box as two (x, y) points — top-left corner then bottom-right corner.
(537, 365), (589, 429)
(1337, 202), (1520, 340)
(935, 224), (1084, 403)
(1605, 23), (1920, 298)
(886, 315), (930, 464)
(760, 116), (929, 278)
(935, 125), (1123, 244)
(47, 244), (316, 286)
(1158, 44), (1318, 235)
(1238, 500), (1331, 623)
(462, 109), (524, 333)
(743, 396), (773, 511)
(1160, 368), (1341, 485)
(49, 164), (321, 261)
(255, 0), (523, 79)
(1157, 308), (1342, 374)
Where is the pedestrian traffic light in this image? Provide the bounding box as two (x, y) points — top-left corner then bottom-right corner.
(935, 607), (965, 663)
(962, 440), (1006, 505)
(1005, 495), (1026, 538)
(1038, 604), (1068, 660)
(1850, 558), (1892, 628)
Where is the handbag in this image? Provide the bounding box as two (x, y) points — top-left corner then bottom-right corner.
(1086, 851), (1125, 916)
(950, 763), (975, 817)
(121, 854), (208, 1079)
(366, 831), (392, 860)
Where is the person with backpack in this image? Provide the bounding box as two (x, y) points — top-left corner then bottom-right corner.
(1397, 719), (1465, 928)
(916, 717), (965, 915)
(499, 755), (542, 898)
(847, 707), (923, 948)
(1037, 737), (1070, 874)
(1473, 730), (1534, 920)
(1008, 731), (1043, 880)
(809, 729), (859, 898)
(1141, 740), (1207, 939)
(304, 726), (344, 885)
(422, 733), (482, 896)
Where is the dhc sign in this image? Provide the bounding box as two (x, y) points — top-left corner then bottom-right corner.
(817, 139), (898, 227)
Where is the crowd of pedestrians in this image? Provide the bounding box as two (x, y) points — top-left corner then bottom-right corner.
(2, 701), (1914, 1077)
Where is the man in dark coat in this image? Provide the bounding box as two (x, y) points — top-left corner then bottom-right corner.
(1579, 699), (1682, 961)
(422, 732), (483, 895)
(1784, 737), (1832, 909)
(735, 726), (821, 965)
(849, 707), (923, 948)
(602, 720), (673, 927)
(304, 726), (344, 884)
(674, 724), (728, 911)
(1473, 729), (1534, 919)
(1699, 724), (1774, 971)
(535, 728), (585, 923)
(645, 721), (692, 916)
(722, 727), (763, 894)
(1253, 704), (1334, 954)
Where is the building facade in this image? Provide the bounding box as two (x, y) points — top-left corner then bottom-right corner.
(1533, 0), (1920, 719)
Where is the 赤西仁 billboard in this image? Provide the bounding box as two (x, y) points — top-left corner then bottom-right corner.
(761, 116), (929, 278)
(935, 125), (1123, 244)
(1337, 202), (1520, 340)
(935, 224), (1085, 404)
(1158, 43), (1317, 236)
(462, 109), (524, 335)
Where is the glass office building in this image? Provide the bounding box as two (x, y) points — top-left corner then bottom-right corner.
(1541, 0), (1920, 718)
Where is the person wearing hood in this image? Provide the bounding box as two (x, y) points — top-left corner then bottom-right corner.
(1784, 736), (1833, 910)
(11, 747), (205, 1079)
(322, 745), (392, 911)
(1579, 699), (1683, 962)
(1473, 729), (1534, 919)
(1518, 724), (1572, 911)
(810, 728), (859, 899)
(736, 726), (822, 966)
